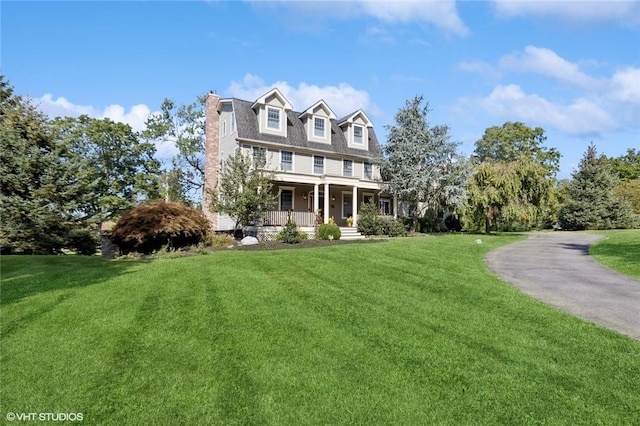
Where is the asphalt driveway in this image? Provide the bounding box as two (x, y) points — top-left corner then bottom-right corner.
(485, 232), (640, 340)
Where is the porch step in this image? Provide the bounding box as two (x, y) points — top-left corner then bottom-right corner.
(339, 227), (366, 240)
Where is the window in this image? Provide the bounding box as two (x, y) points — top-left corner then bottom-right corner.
(343, 193), (353, 219)
(379, 198), (391, 216)
(231, 112), (236, 133)
(314, 117), (325, 138)
(343, 159), (353, 177)
(313, 156), (325, 174)
(252, 146), (266, 168)
(222, 120), (227, 136)
(267, 107), (280, 130)
(281, 151), (293, 171)
(353, 125), (364, 144)
(280, 189), (293, 211)
(364, 162), (373, 179)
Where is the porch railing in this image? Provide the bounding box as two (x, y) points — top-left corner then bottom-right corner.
(264, 211), (317, 227)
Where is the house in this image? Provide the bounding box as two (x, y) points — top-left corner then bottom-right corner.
(203, 88), (395, 234)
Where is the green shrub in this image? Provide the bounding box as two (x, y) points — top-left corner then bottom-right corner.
(357, 202), (382, 236)
(318, 223), (341, 240)
(358, 202), (408, 237)
(381, 218), (408, 237)
(111, 201), (210, 254)
(276, 218), (303, 244)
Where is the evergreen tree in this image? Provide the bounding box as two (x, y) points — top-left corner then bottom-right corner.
(378, 96), (470, 232)
(560, 144), (637, 230)
(0, 76), (96, 253)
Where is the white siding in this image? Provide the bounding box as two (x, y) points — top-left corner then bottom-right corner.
(297, 152), (313, 174)
(326, 157), (342, 176)
(354, 161), (363, 178)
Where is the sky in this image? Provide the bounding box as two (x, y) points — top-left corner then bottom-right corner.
(2, 0), (639, 179)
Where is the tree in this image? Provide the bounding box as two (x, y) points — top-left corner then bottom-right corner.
(111, 201), (210, 254)
(609, 148), (640, 180)
(473, 122), (561, 176)
(609, 148), (640, 214)
(466, 157), (551, 234)
(159, 168), (192, 205)
(208, 150), (276, 231)
(614, 180), (640, 214)
(378, 96), (470, 232)
(0, 76), (96, 254)
(143, 96), (206, 205)
(560, 144), (637, 230)
(54, 115), (161, 222)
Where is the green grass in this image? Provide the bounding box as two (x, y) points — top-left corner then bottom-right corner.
(2, 234), (639, 425)
(589, 229), (640, 278)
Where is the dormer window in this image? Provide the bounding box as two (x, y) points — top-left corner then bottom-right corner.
(338, 110), (371, 149)
(353, 125), (364, 145)
(314, 117), (326, 138)
(267, 107), (281, 130)
(299, 100), (336, 144)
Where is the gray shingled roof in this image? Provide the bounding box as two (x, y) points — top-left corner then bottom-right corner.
(231, 98), (382, 159)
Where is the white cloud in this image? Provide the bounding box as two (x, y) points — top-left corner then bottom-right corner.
(227, 73), (377, 118)
(499, 45), (603, 89)
(250, 0), (469, 36)
(609, 66), (640, 103)
(491, 0), (640, 25)
(455, 47), (640, 140)
(36, 94), (96, 118)
(358, 0), (469, 35)
(102, 104), (153, 134)
(35, 94), (152, 133)
(33, 94), (177, 160)
(607, 66), (640, 125)
(459, 84), (616, 136)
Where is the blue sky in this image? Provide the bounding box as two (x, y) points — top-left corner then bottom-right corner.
(3, 1), (639, 178)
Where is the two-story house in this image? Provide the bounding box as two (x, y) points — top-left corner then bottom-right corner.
(203, 88), (393, 234)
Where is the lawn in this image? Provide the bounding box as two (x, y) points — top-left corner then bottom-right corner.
(1, 234), (639, 425)
(589, 229), (640, 278)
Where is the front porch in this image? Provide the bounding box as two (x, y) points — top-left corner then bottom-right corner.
(266, 182), (395, 227)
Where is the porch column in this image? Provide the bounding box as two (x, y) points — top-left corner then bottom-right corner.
(313, 184), (319, 214)
(393, 196), (398, 219)
(352, 185), (358, 226)
(324, 182), (330, 224)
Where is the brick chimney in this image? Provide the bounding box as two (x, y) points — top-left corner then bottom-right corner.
(203, 90), (221, 230)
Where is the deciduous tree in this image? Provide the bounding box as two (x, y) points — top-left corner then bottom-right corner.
(143, 97), (206, 205)
(609, 148), (640, 181)
(378, 96), (470, 232)
(473, 121), (560, 175)
(207, 150), (276, 231)
(54, 115), (161, 222)
(466, 157), (551, 234)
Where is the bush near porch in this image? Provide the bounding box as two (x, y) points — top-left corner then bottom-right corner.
(357, 202), (408, 237)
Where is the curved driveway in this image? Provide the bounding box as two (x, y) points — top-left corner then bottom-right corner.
(485, 232), (640, 340)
